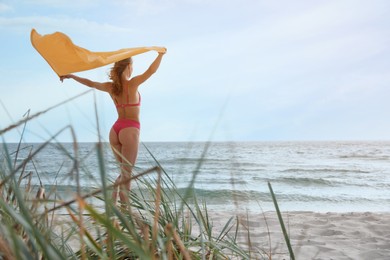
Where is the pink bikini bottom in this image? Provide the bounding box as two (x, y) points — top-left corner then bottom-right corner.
(112, 118), (140, 135)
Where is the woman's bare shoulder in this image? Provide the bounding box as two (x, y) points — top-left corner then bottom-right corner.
(99, 81), (113, 92)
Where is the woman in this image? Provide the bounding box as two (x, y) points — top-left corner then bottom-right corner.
(60, 49), (166, 205)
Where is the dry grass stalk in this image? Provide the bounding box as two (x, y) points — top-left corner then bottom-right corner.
(165, 223), (191, 260)
(152, 168), (162, 252)
(0, 236), (14, 260)
(76, 196), (87, 260)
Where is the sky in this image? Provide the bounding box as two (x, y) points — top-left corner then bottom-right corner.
(0, 0), (389, 143)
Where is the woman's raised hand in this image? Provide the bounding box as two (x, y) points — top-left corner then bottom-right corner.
(60, 74), (73, 82)
(158, 47), (167, 54)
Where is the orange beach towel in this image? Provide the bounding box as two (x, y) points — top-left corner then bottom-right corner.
(30, 29), (165, 76)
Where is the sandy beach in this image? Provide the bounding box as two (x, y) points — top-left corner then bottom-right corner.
(210, 211), (390, 260)
(57, 210), (390, 259)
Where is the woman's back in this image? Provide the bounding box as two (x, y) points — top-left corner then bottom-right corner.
(111, 82), (141, 121)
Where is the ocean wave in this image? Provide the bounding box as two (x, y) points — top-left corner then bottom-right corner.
(31, 184), (98, 193)
(280, 168), (370, 174)
(26, 184), (390, 211)
(273, 177), (334, 187)
(159, 157), (232, 165)
(196, 178), (249, 185)
(339, 154), (390, 161)
(172, 188), (271, 202)
(172, 188), (388, 204)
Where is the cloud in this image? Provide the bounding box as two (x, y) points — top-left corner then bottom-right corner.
(111, 0), (206, 15)
(111, 0), (177, 15)
(18, 0), (99, 8)
(0, 15), (132, 35)
(0, 3), (12, 13)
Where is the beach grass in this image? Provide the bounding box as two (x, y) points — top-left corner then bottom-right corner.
(0, 92), (294, 259)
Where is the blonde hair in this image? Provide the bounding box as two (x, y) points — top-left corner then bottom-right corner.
(109, 58), (132, 96)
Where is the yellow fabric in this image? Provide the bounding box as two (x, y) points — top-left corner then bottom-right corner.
(30, 29), (165, 76)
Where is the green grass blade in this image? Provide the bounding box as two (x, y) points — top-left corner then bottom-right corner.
(268, 181), (295, 260)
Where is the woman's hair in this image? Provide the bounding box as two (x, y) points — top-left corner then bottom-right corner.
(109, 58), (132, 96)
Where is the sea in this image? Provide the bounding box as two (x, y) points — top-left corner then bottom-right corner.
(2, 141), (390, 213)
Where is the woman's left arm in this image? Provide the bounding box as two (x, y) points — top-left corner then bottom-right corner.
(130, 50), (167, 87)
(60, 74), (110, 92)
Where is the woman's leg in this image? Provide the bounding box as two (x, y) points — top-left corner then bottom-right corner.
(117, 127), (140, 204)
(109, 128), (122, 203)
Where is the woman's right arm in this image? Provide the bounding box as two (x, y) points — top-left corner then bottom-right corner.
(60, 74), (110, 92)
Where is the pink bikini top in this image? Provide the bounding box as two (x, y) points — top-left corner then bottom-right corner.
(115, 90), (141, 108)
